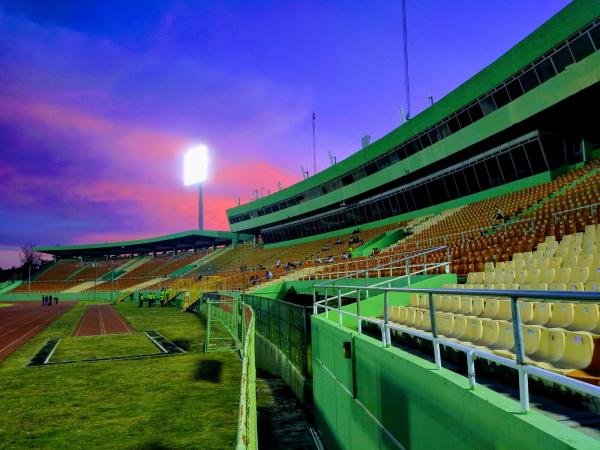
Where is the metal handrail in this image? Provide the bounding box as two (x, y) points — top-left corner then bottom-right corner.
(313, 284), (600, 413)
(315, 245), (448, 288)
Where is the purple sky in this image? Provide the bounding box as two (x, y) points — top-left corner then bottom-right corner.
(0, 0), (570, 268)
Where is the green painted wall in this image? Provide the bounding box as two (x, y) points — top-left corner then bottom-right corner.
(312, 317), (599, 450)
(264, 170), (552, 249)
(229, 1), (600, 231)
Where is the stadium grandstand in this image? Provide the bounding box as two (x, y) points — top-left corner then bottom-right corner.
(2, 1), (600, 449)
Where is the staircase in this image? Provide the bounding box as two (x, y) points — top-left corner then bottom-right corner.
(388, 207), (465, 250)
(510, 166), (600, 222)
(247, 265), (320, 293)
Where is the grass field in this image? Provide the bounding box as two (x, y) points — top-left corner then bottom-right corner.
(0, 302), (242, 449)
(51, 332), (159, 362)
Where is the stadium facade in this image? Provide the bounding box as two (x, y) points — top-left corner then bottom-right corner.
(4, 1), (600, 449)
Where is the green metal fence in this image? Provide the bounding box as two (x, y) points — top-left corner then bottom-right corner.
(193, 295), (257, 450)
(243, 294), (311, 377)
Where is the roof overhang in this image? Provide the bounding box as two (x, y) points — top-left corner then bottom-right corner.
(34, 230), (253, 258)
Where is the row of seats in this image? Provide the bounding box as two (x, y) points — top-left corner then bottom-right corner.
(388, 306), (599, 372)
(409, 286), (600, 333)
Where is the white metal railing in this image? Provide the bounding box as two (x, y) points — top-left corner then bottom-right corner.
(552, 202), (600, 223)
(313, 285), (600, 413)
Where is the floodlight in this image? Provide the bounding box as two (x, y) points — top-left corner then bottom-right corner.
(183, 145), (208, 186)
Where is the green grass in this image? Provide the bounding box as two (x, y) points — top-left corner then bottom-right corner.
(51, 332), (159, 362)
(0, 302), (242, 449)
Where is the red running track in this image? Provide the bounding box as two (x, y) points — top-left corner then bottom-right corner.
(74, 304), (132, 337)
(0, 301), (77, 363)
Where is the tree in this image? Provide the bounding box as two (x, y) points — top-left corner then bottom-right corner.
(20, 242), (45, 272)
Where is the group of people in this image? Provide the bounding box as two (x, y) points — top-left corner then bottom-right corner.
(41, 295), (58, 306)
(138, 287), (170, 308)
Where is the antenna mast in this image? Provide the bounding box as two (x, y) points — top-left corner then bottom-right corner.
(401, 0), (410, 120)
(312, 112), (317, 175)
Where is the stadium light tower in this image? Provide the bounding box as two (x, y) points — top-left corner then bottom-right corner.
(183, 145), (209, 230)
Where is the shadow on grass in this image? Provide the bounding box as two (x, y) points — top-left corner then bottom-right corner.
(139, 441), (170, 450)
(194, 359), (223, 383)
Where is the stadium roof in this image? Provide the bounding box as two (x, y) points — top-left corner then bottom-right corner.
(34, 230), (251, 258)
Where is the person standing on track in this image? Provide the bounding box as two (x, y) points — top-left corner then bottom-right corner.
(54, 297), (58, 305)
(139, 293), (144, 308)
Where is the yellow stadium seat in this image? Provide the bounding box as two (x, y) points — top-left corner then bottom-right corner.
(418, 294), (429, 308)
(445, 294), (461, 313)
(541, 267), (556, 284)
(390, 306), (405, 323)
(436, 312), (454, 336)
(471, 297), (485, 316)
(540, 257), (562, 269)
(483, 271), (496, 284)
(466, 272), (478, 284)
(571, 266), (590, 284)
(525, 268), (541, 284)
(523, 325), (542, 355)
(512, 258), (526, 270)
(463, 317), (483, 342)
(534, 329), (565, 363)
(531, 302), (552, 325)
(514, 269), (527, 285)
(568, 282), (584, 291)
(421, 311), (432, 331)
(459, 296), (473, 314)
(572, 303), (600, 333)
(546, 302), (575, 329)
(584, 282), (600, 292)
(504, 261), (514, 271)
(582, 245), (597, 255)
(493, 321), (515, 351)
(405, 308), (417, 327)
(562, 255), (578, 269)
(493, 272), (505, 284)
(525, 259), (539, 270)
(433, 294), (446, 311)
(502, 271), (515, 285)
(409, 294), (420, 307)
(519, 301), (534, 323)
(479, 319), (499, 347)
(496, 262), (506, 271)
(484, 262), (495, 272)
(577, 255), (594, 268)
(450, 315), (467, 338)
(557, 332), (596, 369)
(588, 266), (600, 283)
(533, 282), (549, 291)
(548, 282), (567, 292)
(513, 252), (524, 261)
(554, 268), (571, 284)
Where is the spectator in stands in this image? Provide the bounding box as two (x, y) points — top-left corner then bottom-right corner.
(335, 238), (342, 245)
(276, 259), (281, 268)
(322, 245), (329, 252)
(492, 208), (506, 225)
(352, 228), (360, 235)
(284, 262), (290, 271)
(316, 257), (322, 264)
(327, 256), (334, 263)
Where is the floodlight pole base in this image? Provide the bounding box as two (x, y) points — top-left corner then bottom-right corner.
(198, 182), (204, 230)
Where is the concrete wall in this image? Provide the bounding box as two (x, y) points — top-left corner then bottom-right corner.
(312, 316), (599, 450)
(254, 332), (309, 403)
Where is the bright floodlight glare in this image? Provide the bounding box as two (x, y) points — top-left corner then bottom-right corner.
(183, 145), (208, 186)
